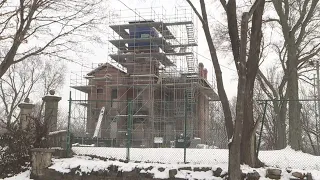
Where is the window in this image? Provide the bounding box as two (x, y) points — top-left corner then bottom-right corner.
(111, 89), (118, 108)
(134, 88), (143, 109)
(97, 88), (103, 94)
(111, 89), (117, 99)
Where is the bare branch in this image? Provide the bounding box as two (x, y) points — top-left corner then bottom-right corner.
(296, 0), (320, 46)
(185, 0), (204, 24)
(256, 74), (274, 99)
(263, 18), (280, 24)
(226, 0), (241, 69)
(258, 69), (279, 99)
(298, 45), (320, 66)
(220, 0), (227, 11)
(248, 0), (263, 19)
(0, 0), (109, 78)
(0, 59), (65, 126)
(291, 0), (311, 34)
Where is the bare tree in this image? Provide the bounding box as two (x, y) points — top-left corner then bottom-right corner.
(34, 60), (66, 117)
(257, 66), (288, 149)
(270, 0), (320, 150)
(0, 60), (41, 128)
(299, 87), (320, 155)
(258, 64), (320, 153)
(187, 0), (265, 178)
(0, 58), (66, 130)
(208, 101), (228, 148)
(0, 0), (108, 78)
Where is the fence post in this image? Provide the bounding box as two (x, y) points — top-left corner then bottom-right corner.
(184, 90), (188, 164)
(126, 100), (133, 161)
(316, 62), (320, 154)
(66, 91), (72, 157)
(257, 100), (267, 156)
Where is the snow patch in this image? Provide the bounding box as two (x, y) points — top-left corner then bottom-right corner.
(228, 136), (233, 144)
(175, 170), (218, 180)
(118, 162), (136, 172)
(3, 170), (32, 180)
(49, 156), (112, 174)
(72, 143), (95, 147)
(48, 130), (67, 135)
(148, 167), (169, 179)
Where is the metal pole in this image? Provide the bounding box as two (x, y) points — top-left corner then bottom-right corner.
(126, 100), (132, 161)
(66, 91), (72, 157)
(257, 100), (267, 156)
(184, 90), (188, 164)
(317, 61), (320, 154)
(313, 74), (319, 155)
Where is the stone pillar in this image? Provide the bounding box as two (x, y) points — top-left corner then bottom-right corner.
(42, 90), (61, 132)
(30, 148), (55, 178)
(18, 98), (35, 130)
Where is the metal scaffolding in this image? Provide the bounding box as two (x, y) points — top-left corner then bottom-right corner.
(70, 6), (218, 148)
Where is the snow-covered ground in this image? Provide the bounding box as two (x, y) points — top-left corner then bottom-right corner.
(3, 147), (320, 180)
(49, 156), (226, 179)
(72, 146), (320, 171)
(2, 171), (31, 180)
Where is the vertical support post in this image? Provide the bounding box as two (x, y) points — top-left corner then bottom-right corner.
(257, 100), (267, 156)
(317, 61), (320, 154)
(66, 91), (72, 157)
(126, 100), (132, 161)
(314, 74), (319, 155)
(184, 90), (188, 164)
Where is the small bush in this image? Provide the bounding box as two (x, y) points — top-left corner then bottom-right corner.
(0, 128), (32, 178)
(0, 117), (49, 178)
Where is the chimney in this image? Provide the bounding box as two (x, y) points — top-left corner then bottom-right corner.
(203, 68), (208, 79)
(199, 63), (204, 77)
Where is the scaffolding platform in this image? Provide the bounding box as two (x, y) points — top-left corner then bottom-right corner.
(109, 52), (177, 66)
(84, 74), (112, 81)
(116, 114), (149, 118)
(109, 21), (193, 40)
(70, 85), (94, 93)
(109, 37), (197, 53)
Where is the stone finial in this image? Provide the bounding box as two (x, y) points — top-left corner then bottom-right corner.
(49, 89), (55, 95)
(24, 97), (30, 103)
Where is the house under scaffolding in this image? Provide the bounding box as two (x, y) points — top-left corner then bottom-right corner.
(70, 6), (218, 147)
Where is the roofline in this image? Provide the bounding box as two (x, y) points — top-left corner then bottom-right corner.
(87, 63), (127, 76)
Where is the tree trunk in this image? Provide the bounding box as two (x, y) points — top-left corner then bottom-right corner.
(274, 100), (287, 149)
(229, 12), (249, 180)
(241, 80), (256, 166)
(240, 0), (265, 168)
(287, 34), (302, 150)
(0, 50), (16, 78)
(188, 0), (265, 178)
